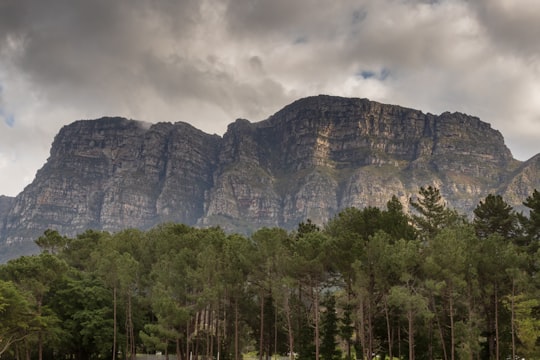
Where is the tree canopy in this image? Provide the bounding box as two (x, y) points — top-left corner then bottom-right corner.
(0, 187), (539, 360)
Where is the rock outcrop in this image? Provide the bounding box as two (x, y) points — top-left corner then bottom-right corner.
(0, 196), (13, 222)
(0, 95), (538, 261)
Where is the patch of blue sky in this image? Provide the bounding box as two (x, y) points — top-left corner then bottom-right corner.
(356, 68), (390, 81)
(0, 108), (15, 127)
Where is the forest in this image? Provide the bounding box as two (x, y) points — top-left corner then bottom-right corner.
(0, 187), (539, 360)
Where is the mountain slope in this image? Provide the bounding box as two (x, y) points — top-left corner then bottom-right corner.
(0, 95), (537, 261)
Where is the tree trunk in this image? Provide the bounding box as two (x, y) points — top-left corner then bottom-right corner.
(368, 271), (376, 360)
(186, 318), (190, 360)
(129, 294), (135, 360)
(206, 306), (211, 360)
(195, 311), (200, 360)
(274, 301), (278, 359)
(38, 331), (43, 360)
(25, 339), (30, 360)
(398, 325), (402, 360)
(431, 292), (448, 360)
(511, 279), (516, 360)
(313, 283), (320, 360)
(259, 291), (265, 360)
(216, 303), (221, 360)
(176, 338), (182, 360)
(495, 285), (499, 360)
(367, 296), (373, 360)
(125, 304), (129, 360)
(346, 282), (353, 360)
(234, 298), (239, 360)
(383, 298), (393, 360)
(284, 290), (294, 360)
(407, 308), (415, 360)
(358, 297), (366, 360)
(449, 284), (455, 360)
(113, 286), (117, 360)
(466, 280), (475, 360)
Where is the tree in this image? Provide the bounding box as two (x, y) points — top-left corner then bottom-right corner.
(383, 235), (428, 360)
(48, 269), (114, 359)
(35, 229), (68, 255)
(474, 194), (519, 240)
(339, 301), (354, 360)
(382, 195), (416, 242)
(506, 293), (540, 359)
(291, 221), (321, 360)
(0, 254), (67, 360)
(0, 280), (33, 357)
(143, 224), (203, 360)
(221, 233), (253, 360)
(250, 227), (290, 360)
(93, 234), (140, 360)
(519, 189), (540, 252)
(61, 230), (110, 271)
(292, 230), (331, 360)
(351, 231), (389, 360)
(410, 186), (461, 241)
(423, 225), (476, 360)
(325, 199), (416, 360)
(475, 234), (522, 360)
(320, 294), (341, 360)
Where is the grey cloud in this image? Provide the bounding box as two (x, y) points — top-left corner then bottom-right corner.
(0, 0), (539, 196)
(2, 0), (202, 89)
(224, 0), (364, 42)
(471, 0), (540, 58)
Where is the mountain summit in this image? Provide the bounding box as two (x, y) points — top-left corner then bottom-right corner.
(1, 95), (538, 261)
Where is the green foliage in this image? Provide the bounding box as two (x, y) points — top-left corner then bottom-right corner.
(0, 188), (539, 360)
(47, 270), (114, 358)
(410, 186), (462, 241)
(474, 193), (519, 240)
(519, 189), (540, 253)
(504, 293), (540, 358)
(35, 229), (68, 255)
(383, 195), (417, 241)
(0, 254), (68, 359)
(0, 280), (33, 356)
(320, 294), (341, 360)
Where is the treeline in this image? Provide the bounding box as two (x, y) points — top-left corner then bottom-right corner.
(0, 187), (539, 360)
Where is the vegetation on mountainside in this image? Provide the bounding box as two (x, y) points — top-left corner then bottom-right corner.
(0, 188), (539, 360)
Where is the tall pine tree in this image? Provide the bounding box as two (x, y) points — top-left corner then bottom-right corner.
(410, 186), (461, 241)
(473, 193), (519, 240)
(320, 294), (341, 360)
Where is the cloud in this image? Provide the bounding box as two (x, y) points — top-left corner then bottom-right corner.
(0, 0), (539, 196)
(472, 0), (540, 58)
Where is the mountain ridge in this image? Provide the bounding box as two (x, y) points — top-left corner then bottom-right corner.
(0, 95), (538, 262)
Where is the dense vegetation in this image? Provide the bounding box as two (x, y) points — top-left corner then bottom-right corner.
(0, 187), (539, 360)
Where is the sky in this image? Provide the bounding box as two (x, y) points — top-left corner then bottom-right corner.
(1, 0), (539, 197)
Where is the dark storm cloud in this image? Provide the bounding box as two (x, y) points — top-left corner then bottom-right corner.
(1, 0), (201, 100)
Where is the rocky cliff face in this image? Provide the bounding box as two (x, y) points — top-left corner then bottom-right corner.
(0, 95), (538, 261)
(0, 196), (13, 222)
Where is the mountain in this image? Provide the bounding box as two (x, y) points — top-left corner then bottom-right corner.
(0, 95), (538, 261)
(0, 196), (14, 222)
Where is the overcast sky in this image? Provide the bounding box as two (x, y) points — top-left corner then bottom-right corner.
(1, 0), (539, 196)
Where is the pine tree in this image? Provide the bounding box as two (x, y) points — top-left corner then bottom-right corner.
(473, 193), (518, 240)
(383, 195), (416, 241)
(320, 294), (341, 360)
(410, 186), (460, 241)
(519, 189), (540, 251)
